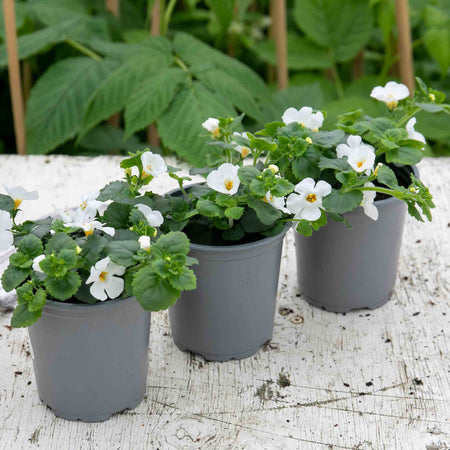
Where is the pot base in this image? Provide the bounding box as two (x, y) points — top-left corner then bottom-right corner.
(303, 293), (392, 313)
(174, 341), (264, 362)
(45, 397), (144, 423)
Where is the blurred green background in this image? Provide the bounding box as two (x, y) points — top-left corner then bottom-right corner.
(0, 0), (449, 163)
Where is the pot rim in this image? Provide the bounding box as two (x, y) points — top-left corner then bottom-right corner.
(42, 296), (135, 312)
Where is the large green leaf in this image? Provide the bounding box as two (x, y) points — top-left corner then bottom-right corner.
(173, 32), (268, 99)
(26, 57), (113, 154)
(11, 303), (41, 328)
(80, 39), (173, 138)
(424, 26), (450, 78)
(124, 67), (188, 138)
(252, 34), (333, 70)
(28, 0), (87, 25)
(157, 82), (235, 166)
(293, 0), (373, 62)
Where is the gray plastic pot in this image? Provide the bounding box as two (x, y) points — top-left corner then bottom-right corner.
(295, 194), (409, 313)
(169, 227), (289, 362)
(28, 297), (150, 422)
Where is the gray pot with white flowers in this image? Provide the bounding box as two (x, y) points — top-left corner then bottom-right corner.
(0, 152), (196, 422)
(259, 78), (446, 312)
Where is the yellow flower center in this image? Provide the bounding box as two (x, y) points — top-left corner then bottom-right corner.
(312, 128), (318, 132)
(357, 160), (366, 168)
(224, 180), (234, 191)
(80, 201), (87, 210)
(429, 93), (436, 102)
(305, 137), (313, 144)
(99, 271), (108, 282)
(212, 127), (220, 138)
(84, 229), (94, 237)
(306, 193), (317, 203)
(241, 147), (250, 158)
(387, 99), (397, 109)
(13, 198), (22, 210)
(142, 165), (152, 178)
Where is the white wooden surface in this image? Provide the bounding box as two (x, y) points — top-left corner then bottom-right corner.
(0, 155), (449, 450)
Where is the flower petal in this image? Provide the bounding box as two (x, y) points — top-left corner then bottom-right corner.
(294, 178), (316, 194)
(314, 180), (332, 197)
(104, 276), (124, 299)
(90, 282), (107, 301)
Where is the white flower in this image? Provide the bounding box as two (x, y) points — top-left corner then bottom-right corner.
(282, 107), (324, 131)
(86, 256), (125, 301)
(361, 182), (379, 221)
(79, 190), (108, 217)
(138, 235), (151, 251)
(206, 163), (240, 195)
(32, 254), (45, 273)
(265, 191), (289, 213)
(3, 185), (38, 210)
(286, 178), (331, 222)
(202, 118), (220, 137)
(336, 135), (375, 175)
(0, 210), (13, 250)
(135, 204), (164, 227)
(268, 164), (279, 175)
(370, 81), (409, 109)
(65, 218), (115, 237)
(406, 118), (426, 147)
(232, 132), (251, 158)
(140, 151), (167, 178)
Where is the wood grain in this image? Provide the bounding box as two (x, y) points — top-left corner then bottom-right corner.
(0, 156), (448, 449)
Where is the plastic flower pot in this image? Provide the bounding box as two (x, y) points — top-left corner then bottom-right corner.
(295, 167), (418, 312)
(28, 297), (150, 422)
(167, 184), (289, 362)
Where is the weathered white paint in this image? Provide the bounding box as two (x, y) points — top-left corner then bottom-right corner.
(0, 155), (448, 450)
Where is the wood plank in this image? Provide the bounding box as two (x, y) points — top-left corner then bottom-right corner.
(0, 156), (448, 449)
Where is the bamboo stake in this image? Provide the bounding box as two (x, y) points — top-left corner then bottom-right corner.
(352, 50), (365, 79)
(148, 0), (161, 148)
(270, 0), (288, 90)
(105, 0), (121, 128)
(395, 0), (414, 92)
(3, 0), (26, 154)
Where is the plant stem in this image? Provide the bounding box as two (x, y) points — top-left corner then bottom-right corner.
(174, 56), (189, 72)
(397, 107), (421, 127)
(66, 39), (102, 61)
(161, 0), (177, 35)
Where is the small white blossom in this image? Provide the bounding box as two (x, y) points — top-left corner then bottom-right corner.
(361, 182), (379, 221)
(79, 190), (108, 217)
(268, 164), (279, 175)
(282, 107), (324, 131)
(232, 132), (251, 158)
(138, 235), (151, 251)
(32, 254), (45, 273)
(65, 217), (115, 237)
(140, 151), (167, 178)
(286, 178), (331, 222)
(406, 118), (426, 147)
(370, 81), (409, 109)
(206, 163), (240, 195)
(86, 256), (125, 301)
(0, 210), (13, 250)
(265, 191), (289, 213)
(135, 204), (164, 227)
(202, 118), (220, 137)
(3, 185), (38, 210)
(336, 135), (375, 175)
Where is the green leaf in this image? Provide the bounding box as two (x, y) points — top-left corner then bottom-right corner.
(215, 194), (237, 208)
(103, 203), (133, 229)
(16, 283), (34, 305)
(106, 240), (140, 267)
(45, 232), (76, 254)
(293, 0), (373, 62)
(151, 231), (190, 258)
(271, 179), (294, 197)
(296, 220), (313, 237)
(376, 165), (399, 189)
(44, 271), (81, 301)
(9, 252), (33, 269)
(17, 235), (43, 259)
(81, 234), (108, 267)
(247, 197), (282, 226)
(385, 147), (424, 165)
(158, 82), (235, 166)
(79, 126), (146, 153)
(124, 67), (188, 138)
(98, 181), (133, 203)
(196, 199), (224, 218)
(0, 194), (14, 213)
(1, 265), (31, 292)
(292, 148), (322, 179)
(424, 25), (450, 78)
(313, 130), (345, 148)
(322, 189), (363, 214)
(169, 267), (197, 291)
(80, 52), (172, 139)
(11, 303), (41, 328)
(132, 269), (180, 311)
(238, 166), (261, 184)
(224, 206), (244, 220)
(249, 179), (267, 197)
(28, 289), (47, 312)
(26, 57), (113, 154)
(318, 157), (351, 171)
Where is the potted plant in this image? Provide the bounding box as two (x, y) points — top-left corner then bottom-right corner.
(148, 116), (297, 361)
(255, 78), (447, 312)
(0, 152), (197, 422)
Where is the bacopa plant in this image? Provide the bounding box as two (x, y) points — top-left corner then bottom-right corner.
(0, 152), (198, 328)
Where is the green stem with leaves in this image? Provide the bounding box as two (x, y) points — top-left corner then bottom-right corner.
(65, 39), (102, 62)
(161, 0), (178, 35)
